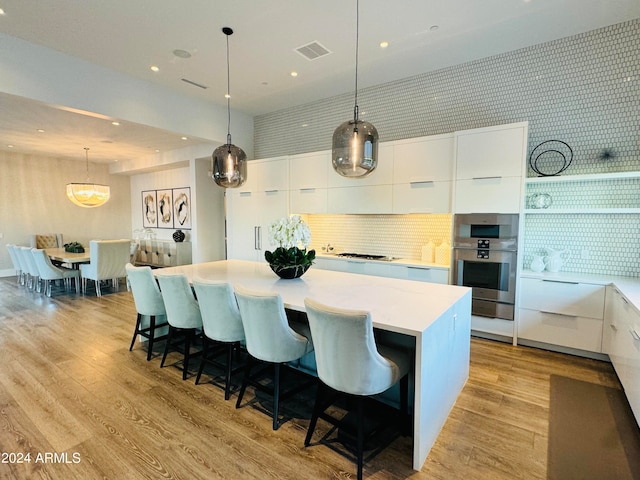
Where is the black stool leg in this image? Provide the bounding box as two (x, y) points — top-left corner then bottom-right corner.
(195, 337), (209, 385)
(224, 342), (234, 400)
(273, 363), (281, 430)
(236, 356), (254, 409)
(129, 313), (142, 351)
(182, 329), (193, 380)
(146, 315), (157, 361)
(305, 381), (325, 446)
(160, 326), (175, 368)
(356, 396), (364, 480)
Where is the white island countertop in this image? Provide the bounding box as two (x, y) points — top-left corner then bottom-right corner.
(155, 260), (472, 470)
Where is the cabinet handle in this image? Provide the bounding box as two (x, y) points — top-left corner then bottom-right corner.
(254, 226), (259, 250)
(299, 188), (316, 192)
(239, 191), (252, 197)
(264, 189), (279, 194)
(409, 179), (435, 185)
(472, 176), (501, 180)
(541, 279), (579, 285)
(257, 226), (262, 250)
(631, 329), (640, 341)
(540, 310), (577, 319)
(408, 266), (430, 270)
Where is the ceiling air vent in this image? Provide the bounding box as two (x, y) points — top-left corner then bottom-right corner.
(295, 41), (332, 61)
(181, 78), (208, 89)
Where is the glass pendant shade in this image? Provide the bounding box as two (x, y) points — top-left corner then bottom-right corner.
(66, 183), (111, 208)
(66, 147), (110, 208)
(212, 141), (247, 188)
(332, 118), (379, 177)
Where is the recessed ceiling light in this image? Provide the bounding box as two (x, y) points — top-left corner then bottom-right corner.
(36, 129), (45, 133)
(150, 65), (160, 72)
(155, 149), (160, 153)
(224, 93), (231, 99)
(181, 136), (188, 141)
(290, 71), (298, 77)
(111, 121), (120, 126)
(379, 41), (389, 48)
(7, 144), (14, 148)
(0, 8), (6, 15)
(173, 49), (192, 59)
(430, 25), (439, 31)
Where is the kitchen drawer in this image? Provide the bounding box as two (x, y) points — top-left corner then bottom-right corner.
(518, 308), (604, 353)
(519, 278), (605, 319)
(387, 264), (449, 284)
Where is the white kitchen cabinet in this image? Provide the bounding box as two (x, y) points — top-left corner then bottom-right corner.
(384, 264), (449, 284)
(327, 185), (393, 214)
(226, 158), (289, 261)
(313, 257), (449, 284)
(325, 144), (394, 214)
(453, 122), (527, 214)
(290, 151), (329, 214)
(518, 277), (605, 353)
(603, 286), (640, 424)
(392, 134), (453, 213)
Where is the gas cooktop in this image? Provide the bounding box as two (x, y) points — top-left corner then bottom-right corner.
(336, 252), (395, 261)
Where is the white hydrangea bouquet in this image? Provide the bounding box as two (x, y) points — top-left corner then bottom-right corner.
(264, 215), (315, 278)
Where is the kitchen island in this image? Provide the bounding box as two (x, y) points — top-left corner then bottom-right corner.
(155, 259), (471, 470)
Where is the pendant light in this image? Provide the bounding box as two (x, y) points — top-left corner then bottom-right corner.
(66, 147), (110, 208)
(332, 0), (379, 178)
(212, 27), (247, 188)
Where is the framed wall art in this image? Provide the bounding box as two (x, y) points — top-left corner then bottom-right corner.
(141, 190), (157, 228)
(157, 189), (174, 228)
(172, 187), (191, 229)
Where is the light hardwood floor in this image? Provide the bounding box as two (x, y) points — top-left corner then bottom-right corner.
(0, 277), (621, 479)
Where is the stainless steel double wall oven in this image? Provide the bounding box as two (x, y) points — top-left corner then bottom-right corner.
(452, 213), (519, 321)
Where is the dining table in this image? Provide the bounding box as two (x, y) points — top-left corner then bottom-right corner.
(155, 259), (472, 471)
(45, 247), (90, 267)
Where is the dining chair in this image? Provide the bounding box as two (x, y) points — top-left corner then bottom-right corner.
(30, 233), (63, 249)
(18, 246), (41, 292)
(156, 274), (203, 380)
(6, 245), (24, 285)
(192, 280), (245, 400)
(31, 248), (80, 296)
(303, 298), (411, 480)
(126, 263), (169, 361)
(233, 285), (314, 430)
(79, 239), (131, 296)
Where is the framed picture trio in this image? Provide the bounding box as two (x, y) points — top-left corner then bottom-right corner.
(141, 187), (191, 229)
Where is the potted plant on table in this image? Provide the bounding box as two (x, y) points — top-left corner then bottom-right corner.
(264, 215), (315, 279)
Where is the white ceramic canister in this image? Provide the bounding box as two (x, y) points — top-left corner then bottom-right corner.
(421, 241), (435, 262)
(435, 241), (451, 265)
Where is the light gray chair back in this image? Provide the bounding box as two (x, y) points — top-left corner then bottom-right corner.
(6, 245), (22, 280)
(156, 274), (202, 329)
(31, 248), (79, 296)
(193, 280), (245, 343)
(80, 239), (131, 295)
(304, 298), (410, 396)
(126, 263), (166, 317)
(18, 246), (40, 290)
(234, 285), (310, 363)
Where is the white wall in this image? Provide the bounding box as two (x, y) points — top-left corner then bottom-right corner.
(0, 151), (131, 275)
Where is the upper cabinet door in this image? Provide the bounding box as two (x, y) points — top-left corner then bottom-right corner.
(393, 134), (454, 183)
(455, 123), (527, 179)
(327, 144), (394, 188)
(256, 156), (289, 192)
(289, 151), (330, 190)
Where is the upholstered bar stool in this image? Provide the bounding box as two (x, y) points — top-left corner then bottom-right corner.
(234, 285), (314, 430)
(193, 280), (245, 399)
(31, 248), (80, 296)
(126, 263), (169, 361)
(303, 298), (411, 480)
(157, 274), (203, 380)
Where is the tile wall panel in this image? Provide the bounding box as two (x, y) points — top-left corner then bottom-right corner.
(255, 19), (639, 277)
(306, 214), (452, 263)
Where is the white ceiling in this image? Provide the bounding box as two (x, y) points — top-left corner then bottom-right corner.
(1, 0), (639, 163)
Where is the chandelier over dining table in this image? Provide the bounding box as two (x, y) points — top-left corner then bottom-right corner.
(66, 147), (111, 208)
